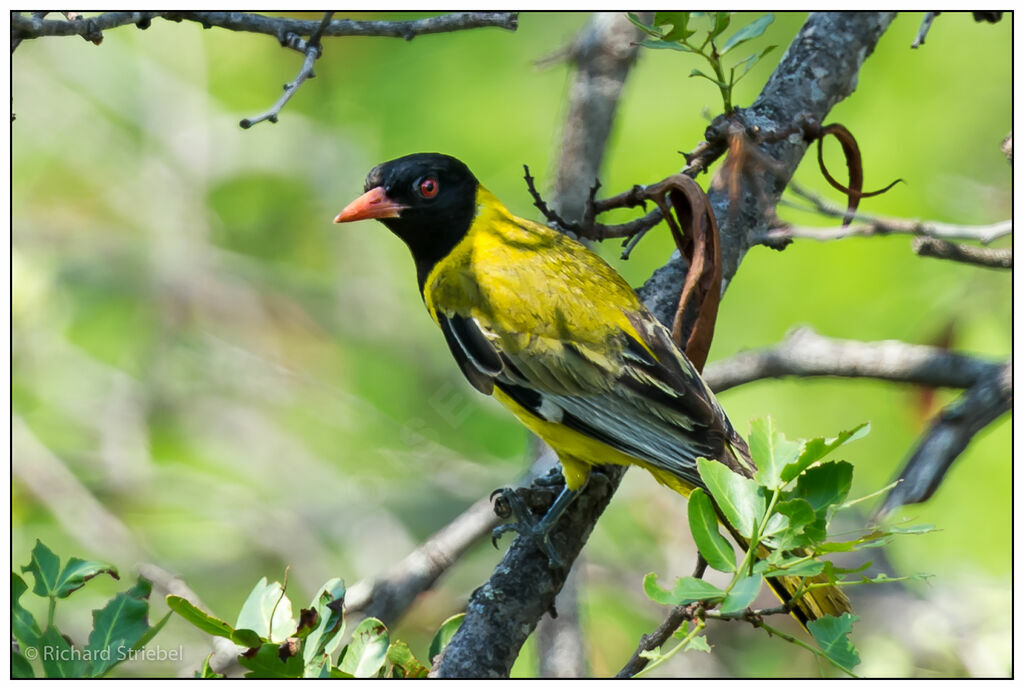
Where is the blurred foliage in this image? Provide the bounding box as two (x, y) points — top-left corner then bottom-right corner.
(12, 11), (1010, 678)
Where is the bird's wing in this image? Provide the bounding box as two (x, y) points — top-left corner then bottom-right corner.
(437, 304), (754, 487)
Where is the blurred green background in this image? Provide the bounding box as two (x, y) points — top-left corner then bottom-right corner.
(12, 11), (1011, 678)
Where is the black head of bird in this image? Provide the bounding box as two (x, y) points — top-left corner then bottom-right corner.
(335, 153), (479, 281)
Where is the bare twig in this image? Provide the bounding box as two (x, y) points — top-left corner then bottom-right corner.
(550, 12), (646, 223)
(11, 11), (518, 44)
(616, 554), (709, 678)
(912, 237), (1012, 269)
(877, 360), (1011, 518)
(911, 12), (941, 49)
(768, 183), (1012, 245)
(344, 494), (503, 625)
(701, 326), (1004, 394)
(239, 12), (333, 128)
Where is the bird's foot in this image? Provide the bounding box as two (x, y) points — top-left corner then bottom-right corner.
(490, 481), (577, 570)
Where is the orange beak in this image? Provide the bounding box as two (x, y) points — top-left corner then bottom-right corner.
(333, 186), (407, 223)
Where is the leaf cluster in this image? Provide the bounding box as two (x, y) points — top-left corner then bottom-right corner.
(13, 540), (170, 679)
(641, 418), (933, 676)
(168, 575), (464, 678)
(628, 12), (777, 112)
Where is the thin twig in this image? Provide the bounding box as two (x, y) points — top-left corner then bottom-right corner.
(11, 11), (518, 44)
(912, 237), (1012, 269)
(239, 12), (334, 129)
(769, 183), (1011, 245)
(911, 12), (941, 49)
(344, 494), (503, 625)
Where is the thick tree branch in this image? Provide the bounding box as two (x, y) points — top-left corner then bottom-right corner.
(638, 12), (898, 326)
(877, 360), (1011, 517)
(912, 237), (1012, 269)
(438, 13), (898, 679)
(435, 12), (647, 678)
(701, 326), (1004, 394)
(11, 11), (518, 45)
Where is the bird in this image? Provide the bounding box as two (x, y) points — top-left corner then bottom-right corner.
(334, 152), (850, 625)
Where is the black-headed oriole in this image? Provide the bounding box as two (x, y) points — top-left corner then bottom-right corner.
(335, 152), (849, 625)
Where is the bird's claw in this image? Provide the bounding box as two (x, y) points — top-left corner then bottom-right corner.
(489, 486), (566, 569)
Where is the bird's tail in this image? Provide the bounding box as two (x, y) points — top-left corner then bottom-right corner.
(729, 529), (851, 628)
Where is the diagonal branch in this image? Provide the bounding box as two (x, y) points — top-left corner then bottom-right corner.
(876, 360), (1011, 517)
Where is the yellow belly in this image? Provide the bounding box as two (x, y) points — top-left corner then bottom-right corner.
(493, 387), (696, 496)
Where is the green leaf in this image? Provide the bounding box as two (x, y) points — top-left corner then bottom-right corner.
(338, 617), (389, 678)
(794, 461), (854, 516)
(626, 12), (660, 37)
(195, 653), (225, 679)
(166, 595), (262, 648)
(734, 45), (778, 82)
(643, 573), (725, 606)
(12, 650), (35, 678)
(40, 626), (88, 678)
(687, 488), (735, 572)
(13, 572), (43, 650)
(21, 540), (61, 598)
(386, 640), (429, 678)
(720, 574), (761, 614)
(301, 578), (346, 676)
(708, 12), (731, 40)
(689, 68), (728, 88)
(697, 458), (765, 538)
(758, 559), (825, 578)
(238, 643), (304, 679)
(764, 498), (817, 549)
(654, 11), (693, 42)
(720, 13), (774, 55)
(86, 579), (153, 677)
(54, 558), (120, 599)
(428, 613), (465, 664)
(21, 541), (119, 599)
(816, 534), (891, 553)
(637, 39), (692, 52)
(750, 417), (803, 490)
(687, 634), (712, 653)
(782, 423), (869, 482)
(236, 577), (296, 644)
(808, 613), (860, 670)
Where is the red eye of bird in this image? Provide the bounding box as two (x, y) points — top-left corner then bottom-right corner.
(418, 177), (439, 199)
